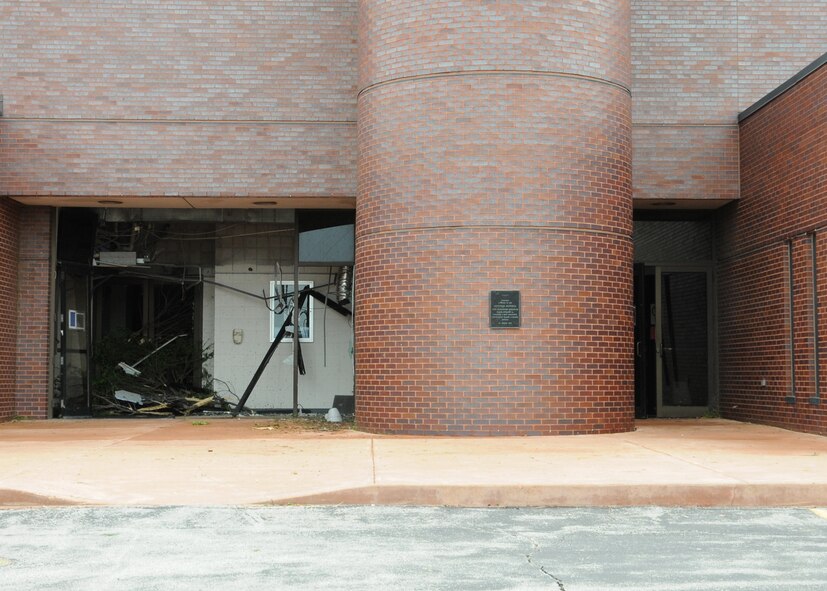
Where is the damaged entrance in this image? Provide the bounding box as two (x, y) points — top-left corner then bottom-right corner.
(53, 208), (355, 419)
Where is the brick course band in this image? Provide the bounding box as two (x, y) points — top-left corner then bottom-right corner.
(3, 118), (357, 125)
(358, 70), (632, 99)
(363, 225), (632, 240)
(356, 0), (633, 435)
(0, 121), (357, 198)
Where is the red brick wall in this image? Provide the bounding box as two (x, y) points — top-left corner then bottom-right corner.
(0, 2), (359, 419)
(736, 2), (827, 112)
(1, 122), (356, 198)
(632, 125), (739, 203)
(356, 0), (634, 435)
(718, 62), (827, 435)
(0, 1), (358, 199)
(359, 1), (630, 89)
(0, 198), (19, 421)
(631, 0), (827, 205)
(15, 207), (53, 419)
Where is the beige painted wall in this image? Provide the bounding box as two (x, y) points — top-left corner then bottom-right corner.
(205, 224), (353, 410)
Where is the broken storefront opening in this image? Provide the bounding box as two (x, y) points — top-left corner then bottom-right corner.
(53, 208), (355, 419)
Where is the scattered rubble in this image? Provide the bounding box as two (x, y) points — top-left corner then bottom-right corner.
(92, 331), (224, 417)
(252, 415), (355, 433)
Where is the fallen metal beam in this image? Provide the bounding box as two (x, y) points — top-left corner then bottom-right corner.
(232, 290), (310, 416)
(307, 289), (352, 317)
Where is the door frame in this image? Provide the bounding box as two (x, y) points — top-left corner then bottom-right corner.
(655, 265), (714, 418)
(55, 261), (93, 416)
(633, 263), (649, 418)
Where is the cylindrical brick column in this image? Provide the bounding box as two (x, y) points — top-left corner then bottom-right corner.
(355, 1), (634, 435)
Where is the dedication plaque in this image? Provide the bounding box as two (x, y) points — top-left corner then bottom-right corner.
(490, 290), (520, 328)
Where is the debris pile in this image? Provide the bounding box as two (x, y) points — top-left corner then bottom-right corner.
(92, 332), (224, 416)
(252, 414), (354, 433)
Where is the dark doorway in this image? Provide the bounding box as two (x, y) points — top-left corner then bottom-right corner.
(54, 209), (98, 416)
(55, 263), (92, 416)
(634, 264), (712, 418)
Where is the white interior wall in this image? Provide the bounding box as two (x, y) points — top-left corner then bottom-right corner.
(204, 223), (354, 410)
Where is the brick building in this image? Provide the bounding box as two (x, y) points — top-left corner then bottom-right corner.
(0, 1), (825, 436)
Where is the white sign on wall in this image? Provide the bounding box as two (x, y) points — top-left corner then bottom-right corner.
(68, 310), (86, 330)
(269, 281), (314, 343)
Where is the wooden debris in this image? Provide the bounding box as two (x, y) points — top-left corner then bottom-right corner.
(91, 332), (220, 417)
(93, 393), (219, 417)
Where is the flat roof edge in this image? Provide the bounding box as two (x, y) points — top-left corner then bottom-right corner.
(739, 51), (827, 123)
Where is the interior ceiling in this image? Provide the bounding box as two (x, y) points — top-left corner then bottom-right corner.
(633, 198), (734, 211)
(10, 195), (356, 210)
(96, 208), (295, 224)
(14, 195), (729, 212)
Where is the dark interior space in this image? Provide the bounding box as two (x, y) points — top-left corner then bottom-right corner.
(633, 211), (716, 418)
(54, 209), (215, 416)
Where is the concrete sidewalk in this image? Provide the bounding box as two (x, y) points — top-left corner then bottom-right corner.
(1, 417), (826, 508)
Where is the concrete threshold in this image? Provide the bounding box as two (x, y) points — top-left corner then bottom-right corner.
(1, 418), (826, 508)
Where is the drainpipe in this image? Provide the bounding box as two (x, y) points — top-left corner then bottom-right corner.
(811, 232), (821, 405)
(787, 239), (797, 404)
(292, 225), (300, 416)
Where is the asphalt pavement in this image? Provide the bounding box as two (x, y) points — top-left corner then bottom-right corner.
(1, 506), (826, 591)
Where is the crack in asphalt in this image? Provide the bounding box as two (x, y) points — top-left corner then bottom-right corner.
(506, 530), (566, 590)
(538, 565), (567, 590)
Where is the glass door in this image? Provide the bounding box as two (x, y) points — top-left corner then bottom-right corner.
(56, 264), (91, 416)
(656, 267), (712, 417)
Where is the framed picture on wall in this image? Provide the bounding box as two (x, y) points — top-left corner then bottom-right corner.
(269, 280), (314, 343)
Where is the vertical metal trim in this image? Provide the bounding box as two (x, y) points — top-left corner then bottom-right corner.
(47, 208), (60, 418)
(706, 266), (715, 413)
(812, 233), (821, 405)
(85, 271), (93, 412)
(787, 239), (797, 404)
(710, 218), (720, 413)
(351, 262), (356, 408)
(654, 267), (663, 417)
(633, 263), (647, 418)
(58, 265), (67, 417)
(292, 224), (300, 416)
